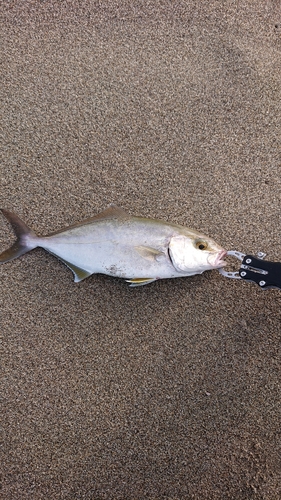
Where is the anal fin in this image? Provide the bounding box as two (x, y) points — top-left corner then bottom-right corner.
(57, 256), (92, 283)
(126, 278), (156, 287)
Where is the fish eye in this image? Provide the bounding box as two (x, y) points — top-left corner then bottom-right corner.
(195, 240), (208, 251)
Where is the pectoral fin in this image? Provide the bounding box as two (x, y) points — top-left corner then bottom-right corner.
(134, 245), (165, 261)
(126, 278), (156, 287)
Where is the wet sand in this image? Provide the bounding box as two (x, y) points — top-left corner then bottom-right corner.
(1, 2), (281, 498)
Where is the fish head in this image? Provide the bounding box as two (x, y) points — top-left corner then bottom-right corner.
(168, 233), (227, 274)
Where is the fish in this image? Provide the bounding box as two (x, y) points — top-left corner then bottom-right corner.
(0, 205), (227, 286)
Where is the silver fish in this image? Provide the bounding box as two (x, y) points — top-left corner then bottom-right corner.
(0, 205), (227, 286)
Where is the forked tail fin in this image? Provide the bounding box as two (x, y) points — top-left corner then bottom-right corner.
(0, 209), (39, 263)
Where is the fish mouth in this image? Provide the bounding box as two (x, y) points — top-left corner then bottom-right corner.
(208, 249), (228, 268)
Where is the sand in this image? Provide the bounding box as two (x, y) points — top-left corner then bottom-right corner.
(1, 1), (281, 498)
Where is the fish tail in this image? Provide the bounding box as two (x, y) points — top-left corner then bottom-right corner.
(0, 209), (39, 263)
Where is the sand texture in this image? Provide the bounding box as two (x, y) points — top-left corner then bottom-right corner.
(1, 1), (281, 499)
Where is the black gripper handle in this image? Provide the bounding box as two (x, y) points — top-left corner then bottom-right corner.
(239, 255), (281, 290)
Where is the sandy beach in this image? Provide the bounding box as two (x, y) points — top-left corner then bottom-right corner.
(1, 2), (281, 498)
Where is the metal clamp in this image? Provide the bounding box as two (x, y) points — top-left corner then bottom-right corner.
(218, 251), (281, 290)
(218, 250), (245, 279)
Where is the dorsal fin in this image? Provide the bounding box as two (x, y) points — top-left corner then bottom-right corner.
(47, 205), (130, 235)
(88, 205), (129, 222)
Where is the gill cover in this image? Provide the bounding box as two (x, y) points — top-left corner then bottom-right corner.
(168, 235), (211, 273)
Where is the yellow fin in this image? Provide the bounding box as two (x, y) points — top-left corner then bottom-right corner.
(134, 245), (165, 261)
(57, 256), (92, 282)
(126, 278), (156, 287)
